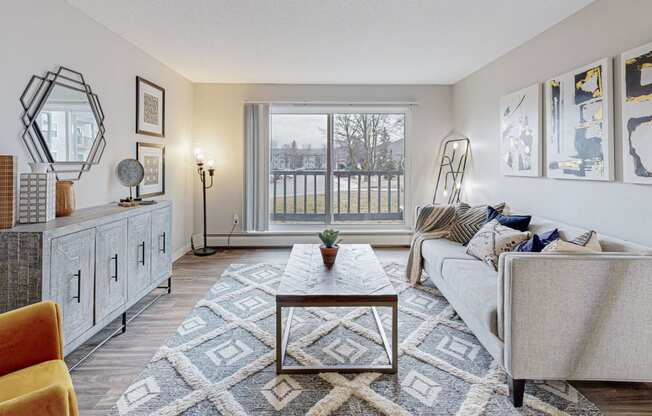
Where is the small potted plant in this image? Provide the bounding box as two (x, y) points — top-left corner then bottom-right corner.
(318, 228), (341, 267)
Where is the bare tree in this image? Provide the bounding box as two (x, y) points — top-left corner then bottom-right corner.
(334, 114), (358, 169)
(334, 114), (405, 171)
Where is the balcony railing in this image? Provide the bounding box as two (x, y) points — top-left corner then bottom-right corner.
(270, 169), (404, 223)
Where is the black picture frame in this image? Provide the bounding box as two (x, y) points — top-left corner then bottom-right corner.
(136, 76), (165, 137)
(136, 142), (165, 198)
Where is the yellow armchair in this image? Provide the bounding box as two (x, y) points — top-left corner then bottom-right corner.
(0, 301), (78, 416)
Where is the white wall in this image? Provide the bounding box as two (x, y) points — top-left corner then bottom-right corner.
(453, 0), (652, 246)
(192, 84), (453, 236)
(0, 0), (195, 256)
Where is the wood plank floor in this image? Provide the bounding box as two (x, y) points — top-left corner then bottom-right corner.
(68, 247), (652, 415)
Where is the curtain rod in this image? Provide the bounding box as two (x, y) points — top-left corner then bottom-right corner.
(242, 100), (419, 106)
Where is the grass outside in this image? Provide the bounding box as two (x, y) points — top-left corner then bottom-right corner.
(272, 191), (403, 216)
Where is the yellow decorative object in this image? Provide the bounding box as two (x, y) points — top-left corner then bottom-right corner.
(0, 301), (78, 416)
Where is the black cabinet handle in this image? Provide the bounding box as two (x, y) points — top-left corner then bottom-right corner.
(160, 232), (166, 254)
(73, 269), (81, 303)
(111, 254), (119, 281)
(140, 241), (146, 265)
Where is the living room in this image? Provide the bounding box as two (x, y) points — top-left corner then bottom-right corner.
(0, 0), (650, 415)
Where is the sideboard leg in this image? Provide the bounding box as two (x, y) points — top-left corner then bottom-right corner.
(121, 311), (127, 334)
(157, 277), (172, 294)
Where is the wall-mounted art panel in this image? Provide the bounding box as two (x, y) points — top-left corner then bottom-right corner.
(621, 41), (652, 185)
(499, 83), (542, 177)
(544, 58), (613, 181)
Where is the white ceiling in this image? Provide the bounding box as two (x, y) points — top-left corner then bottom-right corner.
(68, 0), (593, 84)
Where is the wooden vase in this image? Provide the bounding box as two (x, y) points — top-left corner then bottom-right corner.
(319, 245), (339, 267)
(56, 181), (75, 217)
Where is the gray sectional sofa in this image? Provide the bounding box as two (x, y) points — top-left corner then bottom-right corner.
(421, 215), (652, 407)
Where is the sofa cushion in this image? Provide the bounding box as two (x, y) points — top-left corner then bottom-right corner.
(441, 259), (500, 338)
(421, 238), (477, 279)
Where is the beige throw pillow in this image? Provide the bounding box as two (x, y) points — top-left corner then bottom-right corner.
(572, 230), (602, 251)
(541, 230), (602, 253)
(466, 219), (531, 270)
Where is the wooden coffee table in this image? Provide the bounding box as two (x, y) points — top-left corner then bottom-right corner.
(276, 244), (398, 374)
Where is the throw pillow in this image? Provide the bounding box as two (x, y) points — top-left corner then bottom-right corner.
(514, 228), (559, 252)
(572, 230), (602, 251)
(514, 234), (544, 252)
(466, 219), (531, 270)
(542, 239), (594, 253)
(542, 230), (602, 253)
(448, 202), (506, 245)
(486, 206), (531, 232)
(540, 228), (560, 245)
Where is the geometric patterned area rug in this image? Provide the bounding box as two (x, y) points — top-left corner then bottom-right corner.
(111, 262), (602, 415)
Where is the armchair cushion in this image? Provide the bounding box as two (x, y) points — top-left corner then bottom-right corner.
(0, 360), (76, 416)
(0, 385), (70, 416)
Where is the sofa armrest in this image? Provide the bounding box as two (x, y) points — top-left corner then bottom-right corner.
(498, 252), (652, 381)
(0, 301), (64, 377)
(0, 384), (70, 416)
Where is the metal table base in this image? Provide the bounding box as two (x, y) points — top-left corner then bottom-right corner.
(275, 301), (398, 374)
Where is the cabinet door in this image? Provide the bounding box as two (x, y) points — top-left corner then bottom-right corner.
(51, 229), (95, 343)
(96, 219), (128, 321)
(127, 213), (151, 302)
(150, 207), (172, 284)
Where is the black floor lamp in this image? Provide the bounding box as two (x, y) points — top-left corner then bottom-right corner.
(191, 148), (218, 256)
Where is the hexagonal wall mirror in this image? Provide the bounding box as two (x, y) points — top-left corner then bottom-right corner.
(20, 67), (106, 180)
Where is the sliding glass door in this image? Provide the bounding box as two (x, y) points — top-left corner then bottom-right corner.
(270, 114), (328, 223)
(269, 108), (406, 227)
(332, 113), (405, 223)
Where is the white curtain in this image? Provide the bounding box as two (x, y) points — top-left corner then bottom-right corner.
(243, 103), (269, 231)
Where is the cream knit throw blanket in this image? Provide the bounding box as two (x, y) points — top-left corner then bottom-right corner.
(406, 204), (457, 285)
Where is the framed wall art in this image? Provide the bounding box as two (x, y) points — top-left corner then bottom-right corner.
(544, 58), (613, 181)
(621, 41), (652, 184)
(136, 142), (165, 198)
(499, 83), (542, 177)
(136, 76), (165, 137)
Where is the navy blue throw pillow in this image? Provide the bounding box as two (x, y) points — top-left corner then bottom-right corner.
(486, 206), (532, 232)
(514, 229), (560, 252)
(515, 235), (543, 252)
(540, 228), (559, 245)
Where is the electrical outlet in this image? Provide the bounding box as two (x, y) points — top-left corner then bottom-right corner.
(233, 214), (239, 225)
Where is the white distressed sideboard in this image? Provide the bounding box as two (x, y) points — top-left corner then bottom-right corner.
(0, 201), (172, 355)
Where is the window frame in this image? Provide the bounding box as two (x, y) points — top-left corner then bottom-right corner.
(265, 104), (412, 232)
